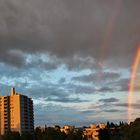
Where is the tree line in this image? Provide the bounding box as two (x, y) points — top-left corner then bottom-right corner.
(1, 118), (140, 140)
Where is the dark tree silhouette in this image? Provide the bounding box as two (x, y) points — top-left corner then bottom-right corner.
(99, 128), (110, 140)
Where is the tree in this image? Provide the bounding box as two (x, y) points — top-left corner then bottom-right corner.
(123, 118), (140, 140)
(2, 132), (20, 140)
(21, 132), (34, 140)
(66, 129), (83, 140)
(43, 127), (64, 140)
(99, 129), (110, 140)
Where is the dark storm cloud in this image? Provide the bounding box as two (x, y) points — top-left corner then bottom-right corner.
(99, 98), (119, 103)
(0, 0), (139, 69)
(0, 0), (140, 125)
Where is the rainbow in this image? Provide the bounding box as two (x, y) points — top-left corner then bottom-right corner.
(128, 46), (140, 123)
(100, 0), (122, 63)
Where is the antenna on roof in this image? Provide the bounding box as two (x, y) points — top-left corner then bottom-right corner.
(10, 87), (15, 96)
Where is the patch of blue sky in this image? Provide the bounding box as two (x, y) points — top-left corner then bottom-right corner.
(48, 65), (92, 84)
(25, 53), (49, 63)
(120, 68), (130, 78)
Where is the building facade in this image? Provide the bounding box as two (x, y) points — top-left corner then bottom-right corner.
(83, 123), (106, 140)
(0, 88), (34, 135)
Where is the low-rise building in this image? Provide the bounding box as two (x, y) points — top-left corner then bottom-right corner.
(60, 125), (75, 134)
(83, 123), (106, 140)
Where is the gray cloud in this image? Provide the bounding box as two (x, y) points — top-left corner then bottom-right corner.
(116, 78), (129, 92)
(59, 78), (66, 84)
(80, 110), (96, 114)
(72, 72), (121, 83)
(98, 87), (114, 93)
(111, 78), (140, 92)
(46, 97), (88, 103)
(115, 103), (140, 109)
(0, 0), (139, 70)
(0, 0), (140, 126)
(65, 84), (96, 94)
(99, 98), (119, 103)
(34, 103), (89, 126)
(103, 109), (120, 113)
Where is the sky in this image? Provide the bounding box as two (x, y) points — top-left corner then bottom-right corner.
(0, 0), (140, 126)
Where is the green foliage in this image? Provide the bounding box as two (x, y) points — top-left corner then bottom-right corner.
(2, 119), (140, 140)
(110, 118), (140, 140)
(20, 132), (33, 140)
(43, 127), (65, 140)
(2, 132), (20, 140)
(123, 118), (140, 140)
(34, 126), (67, 140)
(99, 129), (110, 140)
(66, 129), (83, 140)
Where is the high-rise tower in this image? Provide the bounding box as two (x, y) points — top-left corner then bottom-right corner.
(0, 88), (34, 135)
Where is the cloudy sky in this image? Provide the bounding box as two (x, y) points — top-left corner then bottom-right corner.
(0, 0), (140, 126)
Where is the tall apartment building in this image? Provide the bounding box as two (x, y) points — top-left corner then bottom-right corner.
(0, 87), (34, 135)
